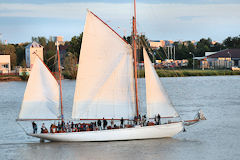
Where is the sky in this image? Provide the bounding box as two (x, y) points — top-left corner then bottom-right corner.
(0, 0), (240, 44)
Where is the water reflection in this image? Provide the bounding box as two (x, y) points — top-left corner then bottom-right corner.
(1, 76), (240, 160)
(20, 138), (193, 160)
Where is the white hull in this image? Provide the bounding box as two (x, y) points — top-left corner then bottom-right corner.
(28, 122), (183, 142)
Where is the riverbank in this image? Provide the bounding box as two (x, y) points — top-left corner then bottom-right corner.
(1, 69), (240, 81)
(138, 69), (240, 77)
(0, 75), (22, 81)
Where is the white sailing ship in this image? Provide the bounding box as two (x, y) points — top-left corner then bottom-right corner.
(17, 1), (205, 142)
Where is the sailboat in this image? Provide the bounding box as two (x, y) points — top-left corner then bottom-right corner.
(17, 1), (205, 142)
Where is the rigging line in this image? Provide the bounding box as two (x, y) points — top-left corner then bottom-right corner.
(183, 119), (201, 129)
(89, 11), (129, 45)
(56, 42), (64, 122)
(162, 47), (169, 59)
(47, 60), (57, 69)
(141, 3), (180, 77)
(163, 46), (180, 77)
(135, 4), (184, 120)
(139, 36), (157, 68)
(137, 35), (141, 78)
(16, 121), (28, 135)
(148, 44), (179, 77)
(140, 37), (182, 119)
(139, 37), (173, 77)
(150, 46), (179, 77)
(136, 35), (145, 114)
(33, 52), (59, 82)
(46, 54), (57, 63)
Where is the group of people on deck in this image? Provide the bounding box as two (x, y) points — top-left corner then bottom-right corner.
(31, 114), (161, 134)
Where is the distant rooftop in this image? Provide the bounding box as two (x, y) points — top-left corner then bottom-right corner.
(25, 41), (43, 49)
(149, 40), (161, 42)
(207, 49), (240, 59)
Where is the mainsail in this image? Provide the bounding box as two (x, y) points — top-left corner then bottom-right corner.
(143, 48), (179, 118)
(72, 11), (136, 119)
(18, 56), (60, 120)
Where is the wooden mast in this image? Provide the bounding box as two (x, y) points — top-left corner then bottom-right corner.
(56, 41), (64, 122)
(133, 0), (139, 117)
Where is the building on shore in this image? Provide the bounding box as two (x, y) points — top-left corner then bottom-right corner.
(154, 59), (188, 69)
(25, 41), (44, 68)
(195, 49), (240, 69)
(207, 49), (240, 69)
(0, 55), (11, 73)
(149, 40), (175, 50)
(149, 40), (165, 49)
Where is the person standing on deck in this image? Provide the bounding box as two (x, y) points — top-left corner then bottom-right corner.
(97, 119), (102, 130)
(93, 122), (97, 131)
(157, 114), (161, 125)
(154, 115), (157, 124)
(111, 118), (114, 128)
(41, 123), (47, 133)
(32, 121), (37, 134)
(57, 121), (61, 132)
(103, 117), (107, 130)
(143, 115), (146, 126)
(134, 116), (137, 125)
(61, 121), (65, 131)
(120, 117), (124, 128)
(50, 124), (53, 133)
(67, 121), (70, 132)
(71, 122), (74, 130)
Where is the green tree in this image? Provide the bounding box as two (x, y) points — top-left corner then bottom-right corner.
(20, 69), (29, 81)
(63, 52), (77, 79)
(32, 36), (47, 47)
(156, 47), (167, 60)
(223, 36), (240, 48)
(0, 44), (17, 68)
(45, 50), (56, 71)
(212, 42), (224, 51)
(67, 33), (83, 60)
(14, 44), (26, 66)
(196, 38), (212, 57)
(20, 59), (26, 68)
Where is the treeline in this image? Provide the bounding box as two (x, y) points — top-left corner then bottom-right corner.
(31, 34), (82, 78)
(153, 35), (240, 64)
(0, 34), (83, 79)
(124, 35), (240, 64)
(0, 34), (240, 77)
(138, 69), (240, 78)
(0, 42), (27, 69)
(32, 34), (82, 73)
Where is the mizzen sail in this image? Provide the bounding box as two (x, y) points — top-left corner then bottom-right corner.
(143, 48), (179, 118)
(18, 56), (60, 120)
(72, 11), (136, 120)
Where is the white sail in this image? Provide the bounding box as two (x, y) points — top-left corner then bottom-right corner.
(143, 48), (179, 118)
(18, 56), (60, 119)
(72, 11), (136, 119)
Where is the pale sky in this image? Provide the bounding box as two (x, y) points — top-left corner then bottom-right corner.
(0, 0), (240, 43)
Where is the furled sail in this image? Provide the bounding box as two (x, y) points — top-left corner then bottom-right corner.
(18, 56), (60, 120)
(72, 11), (136, 119)
(143, 48), (179, 118)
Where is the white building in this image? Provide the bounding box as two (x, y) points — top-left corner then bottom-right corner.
(0, 55), (11, 73)
(149, 40), (165, 49)
(53, 36), (64, 45)
(25, 41), (43, 68)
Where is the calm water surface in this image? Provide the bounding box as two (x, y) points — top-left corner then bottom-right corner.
(0, 76), (240, 160)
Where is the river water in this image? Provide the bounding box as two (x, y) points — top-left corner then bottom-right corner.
(0, 76), (239, 160)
